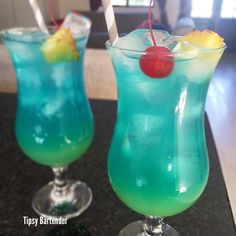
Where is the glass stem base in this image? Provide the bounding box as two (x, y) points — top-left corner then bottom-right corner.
(118, 218), (180, 236)
(32, 167), (92, 219)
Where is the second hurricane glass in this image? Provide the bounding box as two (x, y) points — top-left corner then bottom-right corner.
(1, 16), (93, 219)
(106, 37), (225, 235)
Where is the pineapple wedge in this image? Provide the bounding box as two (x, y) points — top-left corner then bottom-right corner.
(174, 30), (225, 82)
(41, 27), (80, 63)
(180, 30), (224, 49)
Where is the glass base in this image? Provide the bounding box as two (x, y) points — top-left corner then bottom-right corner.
(32, 180), (92, 219)
(118, 220), (180, 236)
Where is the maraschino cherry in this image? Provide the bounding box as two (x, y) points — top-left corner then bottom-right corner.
(139, 0), (174, 79)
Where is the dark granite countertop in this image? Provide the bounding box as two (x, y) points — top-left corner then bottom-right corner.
(0, 93), (235, 236)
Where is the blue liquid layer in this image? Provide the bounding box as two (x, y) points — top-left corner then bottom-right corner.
(107, 33), (224, 217)
(4, 32), (94, 167)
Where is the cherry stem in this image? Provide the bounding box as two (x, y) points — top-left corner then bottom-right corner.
(148, 0), (157, 47)
(50, 0), (60, 29)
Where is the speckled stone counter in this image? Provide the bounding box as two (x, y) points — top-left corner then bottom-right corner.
(0, 93), (235, 236)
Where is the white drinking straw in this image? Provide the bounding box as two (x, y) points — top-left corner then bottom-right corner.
(101, 0), (119, 44)
(28, 0), (49, 34)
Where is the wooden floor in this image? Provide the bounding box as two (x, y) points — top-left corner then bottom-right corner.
(206, 53), (236, 222)
(0, 46), (235, 223)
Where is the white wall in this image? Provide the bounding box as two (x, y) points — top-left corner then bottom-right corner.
(13, 0), (50, 27)
(0, 0), (50, 30)
(0, 0), (15, 30)
(0, 0), (91, 30)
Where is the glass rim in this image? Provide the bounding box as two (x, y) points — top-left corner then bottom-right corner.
(105, 39), (226, 59)
(0, 15), (92, 43)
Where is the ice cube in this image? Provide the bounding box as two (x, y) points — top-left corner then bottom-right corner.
(147, 30), (177, 49)
(115, 29), (177, 52)
(50, 64), (74, 87)
(62, 12), (91, 37)
(7, 41), (44, 63)
(174, 42), (223, 83)
(42, 96), (65, 117)
(5, 28), (46, 42)
(17, 68), (43, 106)
(162, 35), (178, 50)
(121, 114), (168, 159)
(127, 114), (165, 142)
(114, 29), (151, 54)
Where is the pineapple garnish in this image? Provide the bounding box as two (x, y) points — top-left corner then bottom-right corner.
(180, 30), (224, 49)
(41, 27), (80, 63)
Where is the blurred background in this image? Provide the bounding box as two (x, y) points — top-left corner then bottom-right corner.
(0, 0), (236, 225)
(0, 0), (235, 51)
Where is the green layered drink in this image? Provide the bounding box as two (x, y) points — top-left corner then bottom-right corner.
(107, 28), (225, 235)
(1, 13), (94, 219)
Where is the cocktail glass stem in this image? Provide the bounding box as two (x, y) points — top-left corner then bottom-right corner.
(32, 165), (92, 219)
(144, 217), (164, 235)
(52, 166), (69, 196)
(118, 217), (179, 235)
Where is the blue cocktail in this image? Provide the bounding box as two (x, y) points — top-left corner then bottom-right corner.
(1, 15), (93, 219)
(107, 29), (225, 235)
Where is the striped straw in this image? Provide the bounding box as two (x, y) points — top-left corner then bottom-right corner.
(28, 0), (49, 34)
(102, 0), (119, 44)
